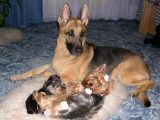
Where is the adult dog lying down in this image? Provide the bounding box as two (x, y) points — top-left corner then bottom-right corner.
(10, 3), (155, 107)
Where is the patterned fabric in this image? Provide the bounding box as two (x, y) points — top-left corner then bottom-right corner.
(156, 4), (160, 25)
(135, 0), (144, 21)
(0, 20), (160, 120)
(147, 0), (160, 26)
(42, 0), (140, 22)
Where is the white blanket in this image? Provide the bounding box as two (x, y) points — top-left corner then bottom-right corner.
(0, 76), (127, 120)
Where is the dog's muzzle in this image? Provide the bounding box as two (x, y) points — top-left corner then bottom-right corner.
(74, 45), (83, 55)
(66, 43), (83, 56)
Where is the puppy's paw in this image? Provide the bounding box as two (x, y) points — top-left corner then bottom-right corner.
(44, 109), (52, 117)
(79, 85), (84, 91)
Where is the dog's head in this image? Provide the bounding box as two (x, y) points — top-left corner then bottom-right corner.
(58, 3), (89, 56)
(82, 64), (116, 95)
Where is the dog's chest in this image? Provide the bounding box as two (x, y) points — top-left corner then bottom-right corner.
(51, 45), (94, 81)
(52, 59), (88, 81)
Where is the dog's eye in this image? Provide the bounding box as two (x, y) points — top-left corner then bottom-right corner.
(80, 31), (84, 37)
(89, 82), (93, 87)
(98, 84), (101, 87)
(67, 30), (74, 36)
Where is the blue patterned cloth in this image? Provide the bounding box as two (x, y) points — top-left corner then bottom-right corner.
(0, 20), (160, 120)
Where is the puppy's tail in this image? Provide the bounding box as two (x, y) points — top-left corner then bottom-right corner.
(138, 91), (151, 107)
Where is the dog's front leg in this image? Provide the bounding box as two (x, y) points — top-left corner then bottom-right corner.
(41, 71), (55, 77)
(10, 64), (51, 81)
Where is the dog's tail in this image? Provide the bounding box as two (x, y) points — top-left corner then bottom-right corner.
(138, 91), (151, 107)
(138, 80), (158, 107)
(116, 73), (153, 107)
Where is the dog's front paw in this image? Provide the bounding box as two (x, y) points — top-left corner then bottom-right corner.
(10, 75), (22, 81)
(10, 74), (28, 81)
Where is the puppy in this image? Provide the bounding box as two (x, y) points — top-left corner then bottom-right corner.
(82, 64), (116, 95)
(45, 92), (104, 120)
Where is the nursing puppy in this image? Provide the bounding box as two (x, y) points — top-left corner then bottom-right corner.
(33, 91), (104, 119)
(11, 3), (155, 107)
(26, 91), (104, 120)
(44, 92), (104, 120)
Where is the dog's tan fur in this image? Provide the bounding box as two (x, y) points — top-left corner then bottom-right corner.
(10, 3), (155, 107)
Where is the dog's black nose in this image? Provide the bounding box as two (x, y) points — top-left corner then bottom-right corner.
(75, 46), (83, 53)
(88, 83), (93, 87)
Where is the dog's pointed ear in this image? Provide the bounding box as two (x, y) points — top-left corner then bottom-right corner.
(96, 64), (106, 73)
(78, 4), (89, 26)
(58, 3), (71, 26)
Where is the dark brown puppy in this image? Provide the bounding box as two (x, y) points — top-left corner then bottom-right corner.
(11, 3), (155, 107)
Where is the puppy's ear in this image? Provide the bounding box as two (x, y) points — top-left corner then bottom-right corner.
(33, 91), (46, 102)
(108, 80), (116, 91)
(58, 3), (71, 26)
(33, 91), (39, 98)
(78, 4), (89, 26)
(103, 80), (116, 95)
(95, 64), (106, 73)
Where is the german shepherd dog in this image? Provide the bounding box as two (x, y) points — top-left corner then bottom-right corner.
(11, 3), (155, 107)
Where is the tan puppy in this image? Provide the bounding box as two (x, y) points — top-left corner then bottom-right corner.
(10, 3), (155, 107)
(82, 64), (116, 95)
